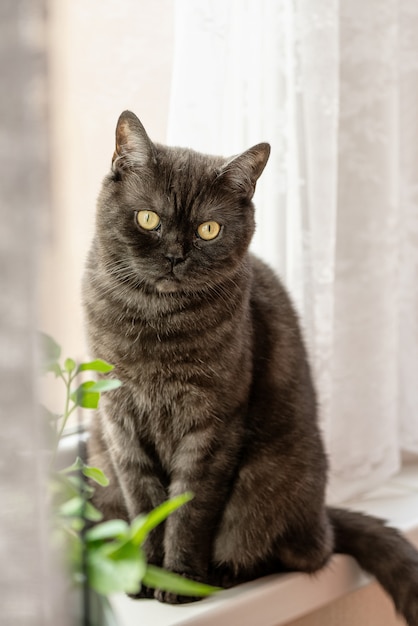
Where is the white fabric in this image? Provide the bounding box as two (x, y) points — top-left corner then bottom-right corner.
(168, 0), (418, 502)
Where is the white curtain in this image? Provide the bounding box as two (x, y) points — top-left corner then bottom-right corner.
(168, 0), (418, 502)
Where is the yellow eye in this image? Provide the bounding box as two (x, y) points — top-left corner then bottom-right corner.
(137, 210), (160, 230)
(197, 221), (221, 241)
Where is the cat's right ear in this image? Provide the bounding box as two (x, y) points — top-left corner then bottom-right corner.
(112, 111), (156, 172)
(218, 143), (271, 199)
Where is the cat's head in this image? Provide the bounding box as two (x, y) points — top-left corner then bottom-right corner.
(97, 110), (270, 295)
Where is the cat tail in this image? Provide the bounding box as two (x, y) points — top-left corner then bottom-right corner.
(327, 506), (418, 626)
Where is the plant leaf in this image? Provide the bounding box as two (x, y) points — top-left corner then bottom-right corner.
(50, 474), (80, 502)
(67, 474), (94, 498)
(64, 358), (76, 373)
(88, 379), (122, 393)
(142, 565), (221, 596)
(60, 456), (84, 474)
(82, 465), (110, 487)
(77, 359), (115, 374)
(70, 517), (85, 533)
(84, 502), (104, 522)
(72, 381), (100, 409)
(59, 496), (84, 517)
(130, 493), (194, 546)
(88, 542), (146, 595)
(71, 379), (121, 408)
(59, 497), (103, 522)
(39, 332), (61, 373)
(85, 520), (129, 543)
(50, 363), (63, 377)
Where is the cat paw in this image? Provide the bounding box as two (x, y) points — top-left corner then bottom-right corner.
(127, 585), (155, 600)
(154, 588), (202, 605)
(154, 571), (207, 605)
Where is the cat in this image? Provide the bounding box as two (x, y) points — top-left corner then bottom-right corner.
(83, 110), (418, 624)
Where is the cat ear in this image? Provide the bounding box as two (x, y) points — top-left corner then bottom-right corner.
(112, 110), (156, 171)
(219, 143), (271, 198)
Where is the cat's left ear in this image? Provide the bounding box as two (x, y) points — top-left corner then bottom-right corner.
(112, 110), (156, 171)
(219, 143), (271, 199)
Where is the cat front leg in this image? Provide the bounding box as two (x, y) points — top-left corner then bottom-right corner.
(154, 487), (225, 604)
(98, 412), (168, 566)
(109, 443), (169, 599)
(154, 426), (239, 604)
(113, 453), (168, 560)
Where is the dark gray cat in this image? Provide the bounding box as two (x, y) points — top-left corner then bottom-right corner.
(83, 110), (418, 623)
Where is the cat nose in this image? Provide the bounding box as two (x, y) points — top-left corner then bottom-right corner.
(165, 253), (185, 268)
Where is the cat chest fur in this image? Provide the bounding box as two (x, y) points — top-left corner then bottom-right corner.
(85, 272), (253, 442)
(120, 300), (250, 408)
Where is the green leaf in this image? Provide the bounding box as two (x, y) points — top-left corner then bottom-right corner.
(86, 520), (129, 543)
(88, 542), (146, 595)
(68, 474), (94, 498)
(87, 379), (122, 393)
(60, 456), (84, 474)
(39, 332), (61, 373)
(77, 359), (115, 374)
(78, 391), (100, 409)
(72, 381), (100, 409)
(59, 496), (84, 517)
(49, 362), (62, 377)
(60, 457), (109, 486)
(82, 465), (110, 487)
(59, 497), (103, 522)
(84, 502), (104, 522)
(71, 379), (121, 408)
(50, 474), (80, 502)
(130, 493), (194, 546)
(70, 517), (85, 532)
(142, 565), (221, 597)
(64, 358), (76, 373)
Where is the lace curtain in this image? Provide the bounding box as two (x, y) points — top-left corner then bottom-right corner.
(168, 0), (418, 501)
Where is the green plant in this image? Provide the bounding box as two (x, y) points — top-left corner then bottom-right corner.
(41, 333), (219, 602)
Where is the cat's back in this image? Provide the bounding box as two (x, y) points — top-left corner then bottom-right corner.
(248, 253), (316, 428)
(249, 253), (303, 349)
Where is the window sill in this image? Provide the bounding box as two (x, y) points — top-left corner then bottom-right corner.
(110, 463), (418, 626)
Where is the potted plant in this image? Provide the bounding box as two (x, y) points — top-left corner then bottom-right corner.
(41, 333), (219, 625)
